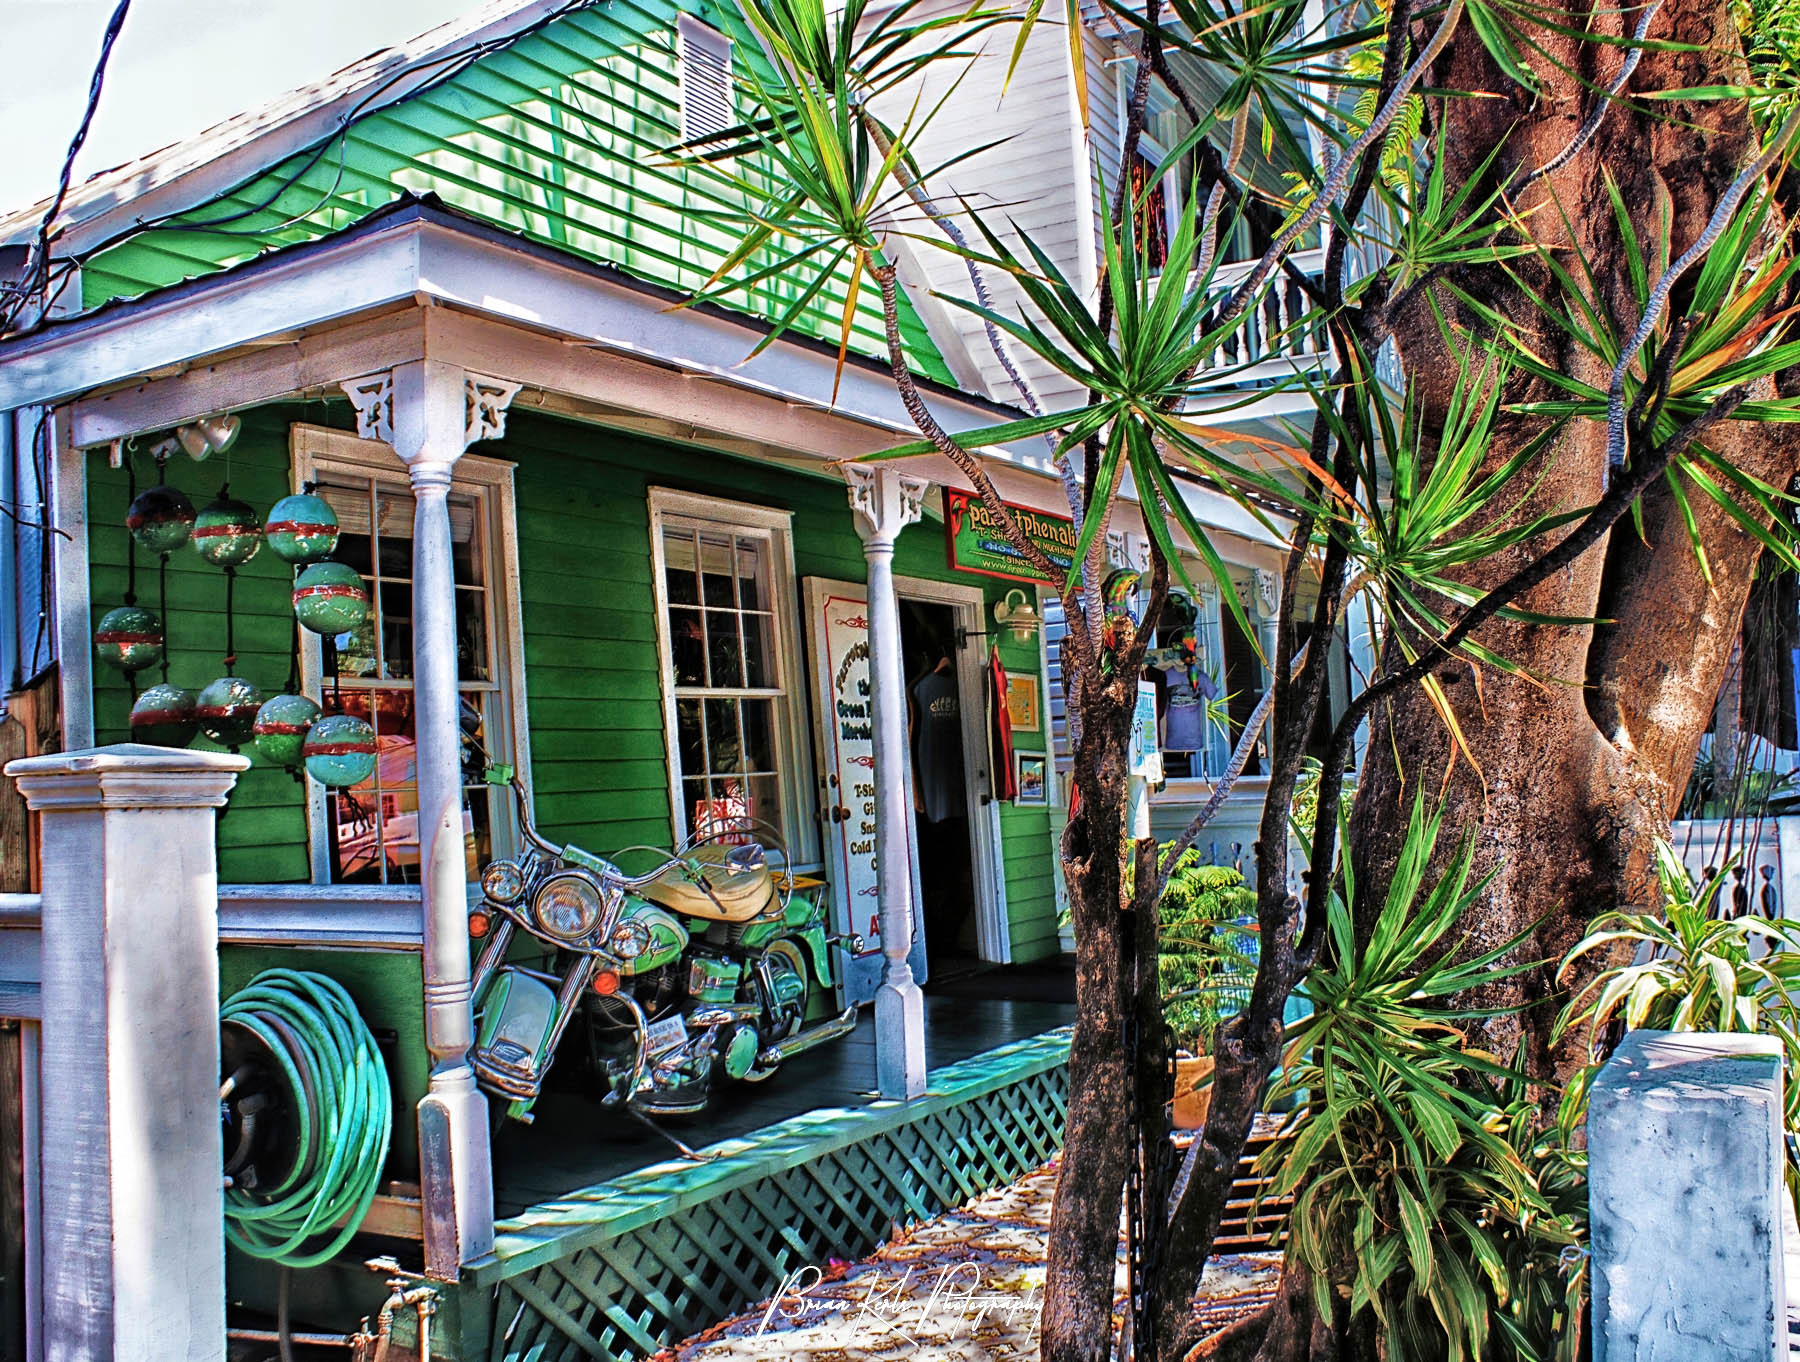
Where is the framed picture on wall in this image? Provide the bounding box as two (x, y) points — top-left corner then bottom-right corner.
(1005, 673), (1040, 732)
(1014, 752), (1048, 806)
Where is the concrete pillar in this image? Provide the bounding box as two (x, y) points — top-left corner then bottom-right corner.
(845, 465), (929, 1099)
(1589, 1029), (1787, 1362)
(357, 358), (516, 1276)
(5, 744), (247, 1362)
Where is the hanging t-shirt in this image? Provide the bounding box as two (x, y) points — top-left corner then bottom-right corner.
(912, 667), (966, 823)
(988, 646), (1018, 802)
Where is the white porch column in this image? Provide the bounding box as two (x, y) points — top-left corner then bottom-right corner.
(845, 465), (929, 1099)
(6, 744), (247, 1362)
(343, 361), (519, 1276)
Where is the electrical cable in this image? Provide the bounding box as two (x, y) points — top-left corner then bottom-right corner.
(1, 0), (133, 333)
(221, 969), (392, 1270)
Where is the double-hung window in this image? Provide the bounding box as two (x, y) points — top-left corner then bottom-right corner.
(649, 490), (811, 864)
(290, 425), (528, 885)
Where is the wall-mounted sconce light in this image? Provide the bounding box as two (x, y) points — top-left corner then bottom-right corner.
(994, 588), (1040, 644)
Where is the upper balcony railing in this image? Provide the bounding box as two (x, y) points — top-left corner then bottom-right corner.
(1186, 245), (1332, 393)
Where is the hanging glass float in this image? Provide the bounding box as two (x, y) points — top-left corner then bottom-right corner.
(252, 693), (322, 769)
(292, 561), (371, 635)
(196, 676), (266, 748)
(264, 493), (339, 565)
(93, 605), (164, 672)
(303, 713), (378, 787)
(129, 683), (198, 747)
(125, 485), (196, 555)
(192, 496), (262, 567)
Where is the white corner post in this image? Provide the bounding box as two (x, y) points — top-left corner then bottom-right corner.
(5, 744), (247, 1362)
(845, 465), (929, 1100)
(1589, 1030), (1787, 1362)
(346, 360), (518, 1275)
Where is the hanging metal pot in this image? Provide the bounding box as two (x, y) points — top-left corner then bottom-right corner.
(196, 676), (266, 748)
(293, 561), (370, 635)
(94, 605), (164, 672)
(126, 485), (196, 555)
(303, 713), (378, 787)
(253, 693), (322, 768)
(192, 496), (263, 568)
(264, 493), (340, 565)
(129, 683), (198, 748)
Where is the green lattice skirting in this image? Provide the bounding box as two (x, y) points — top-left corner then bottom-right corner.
(443, 1027), (1072, 1362)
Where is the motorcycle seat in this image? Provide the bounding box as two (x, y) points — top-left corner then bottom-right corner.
(638, 842), (782, 923)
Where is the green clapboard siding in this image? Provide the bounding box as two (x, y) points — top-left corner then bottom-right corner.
(78, 0), (951, 384)
(87, 406), (322, 883)
(502, 408), (1059, 953)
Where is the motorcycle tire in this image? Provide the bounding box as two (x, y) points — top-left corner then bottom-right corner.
(742, 936), (813, 1083)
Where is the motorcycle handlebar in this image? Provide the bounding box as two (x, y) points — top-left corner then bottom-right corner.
(500, 772), (688, 889)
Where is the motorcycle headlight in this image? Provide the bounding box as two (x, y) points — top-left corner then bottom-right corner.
(610, 919), (652, 960)
(481, 859), (527, 905)
(533, 871), (606, 942)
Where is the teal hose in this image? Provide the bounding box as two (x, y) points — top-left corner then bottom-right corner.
(222, 968), (392, 1269)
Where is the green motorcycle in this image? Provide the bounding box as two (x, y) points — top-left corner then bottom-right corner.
(468, 766), (860, 1125)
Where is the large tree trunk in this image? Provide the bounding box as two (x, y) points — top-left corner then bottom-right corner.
(1351, 0), (1800, 1081)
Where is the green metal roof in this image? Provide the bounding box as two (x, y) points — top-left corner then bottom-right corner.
(74, 0), (953, 384)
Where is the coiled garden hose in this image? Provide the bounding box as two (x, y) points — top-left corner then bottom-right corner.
(221, 969), (392, 1268)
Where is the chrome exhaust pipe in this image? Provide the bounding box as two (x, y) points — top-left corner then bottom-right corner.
(757, 1006), (859, 1067)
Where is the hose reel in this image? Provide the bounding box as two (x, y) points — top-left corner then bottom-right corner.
(220, 968), (393, 1268)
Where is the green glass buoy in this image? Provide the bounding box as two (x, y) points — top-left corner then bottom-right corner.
(125, 485), (195, 555)
(196, 676), (266, 748)
(303, 713), (378, 787)
(253, 693), (322, 768)
(129, 683), (198, 747)
(292, 561), (370, 635)
(264, 493), (340, 565)
(192, 496), (262, 567)
(94, 605), (164, 672)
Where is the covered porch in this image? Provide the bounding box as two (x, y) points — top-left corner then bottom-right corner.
(0, 194), (1144, 1357)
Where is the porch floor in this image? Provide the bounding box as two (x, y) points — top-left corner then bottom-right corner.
(491, 990), (1077, 1217)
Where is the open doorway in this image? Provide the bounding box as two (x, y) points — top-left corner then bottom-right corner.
(899, 598), (983, 980)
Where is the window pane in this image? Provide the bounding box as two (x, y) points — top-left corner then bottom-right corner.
(735, 536), (766, 610)
(379, 580), (414, 680)
(450, 494), (484, 588)
(699, 528), (735, 606)
(335, 608), (380, 678)
(664, 528), (701, 605)
(456, 587), (490, 682)
(707, 611), (743, 687)
(704, 698), (741, 773)
(741, 699), (775, 772)
(675, 698), (705, 774)
(746, 775), (782, 849)
(375, 488), (414, 578)
(742, 612), (773, 688)
(669, 609), (705, 684)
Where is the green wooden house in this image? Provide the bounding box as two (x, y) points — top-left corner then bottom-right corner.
(0, 1), (1300, 1356)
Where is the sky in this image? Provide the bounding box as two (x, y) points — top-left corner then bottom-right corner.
(0, 0), (481, 219)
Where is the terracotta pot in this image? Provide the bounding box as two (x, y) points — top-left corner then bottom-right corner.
(1171, 1053), (1216, 1130)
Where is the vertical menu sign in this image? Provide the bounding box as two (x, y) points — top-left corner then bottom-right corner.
(803, 577), (928, 1006)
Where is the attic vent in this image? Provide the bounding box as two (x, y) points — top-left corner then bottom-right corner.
(677, 16), (735, 144)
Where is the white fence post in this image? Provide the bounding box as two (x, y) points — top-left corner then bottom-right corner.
(1589, 1029), (1787, 1362)
(5, 744), (246, 1362)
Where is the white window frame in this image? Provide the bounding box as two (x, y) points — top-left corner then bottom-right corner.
(288, 423), (532, 886)
(647, 487), (819, 869)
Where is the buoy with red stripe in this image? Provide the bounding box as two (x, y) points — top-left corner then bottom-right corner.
(126, 485), (196, 555)
(192, 496), (263, 568)
(94, 605), (164, 672)
(197, 676), (267, 748)
(303, 713), (378, 787)
(129, 683), (198, 747)
(293, 561), (370, 636)
(253, 693), (322, 768)
(264, 493), (340, 565)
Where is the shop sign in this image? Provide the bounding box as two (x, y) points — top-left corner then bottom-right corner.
(943, 488), (1076, 585)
